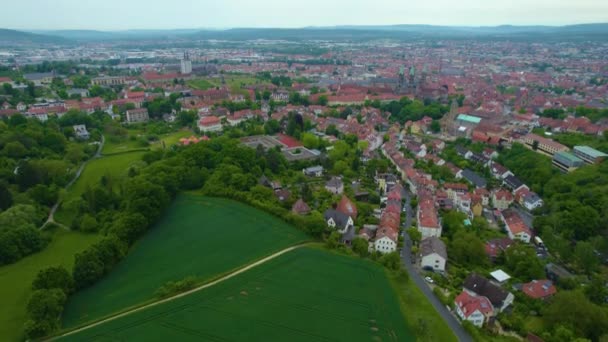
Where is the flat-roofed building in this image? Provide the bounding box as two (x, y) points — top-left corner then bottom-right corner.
(125, 108), (149, 123)
(573, 146), (608, 165)
(552, 151), (584, 173)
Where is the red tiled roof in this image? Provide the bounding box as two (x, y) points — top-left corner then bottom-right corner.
(199, 116), (220, 126)
(337, 196), (358, 218)
(522, 280), (556, 299)
(455, 291), (494, 318)
(276, 133), (302, 148)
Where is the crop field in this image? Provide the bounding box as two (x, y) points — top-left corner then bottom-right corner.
(188, 75), (271, 96)
(54, 151), (146, 226)
(0, 229), (101, 342)
(59, 247), (414, 341)
(62, 194), (310, 327)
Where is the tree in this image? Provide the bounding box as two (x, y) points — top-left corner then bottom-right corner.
(326, 231), (341, 249)
(543, 291), (608, 341)
(379, 252), (402, 271)
(0, 183), (12, 210)
(325, 124), (339, 137)
(32, 266), (74, 294)
(352, 237), (369, 257)
(574, 241), (599, 274)
(24, 289), (67, 338)
(79, 213), (99, 232)
(72, 247), (104, 289)
(406, 227), (422, 245)
(430, 120), (441, 133)
(317, 95), (328, 106)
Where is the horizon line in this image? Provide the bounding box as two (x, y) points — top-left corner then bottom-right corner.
(6, 21), (608, 32)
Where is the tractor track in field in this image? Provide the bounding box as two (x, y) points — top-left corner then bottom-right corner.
(50, 244), (306, 341)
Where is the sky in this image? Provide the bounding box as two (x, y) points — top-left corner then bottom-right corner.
(0, 0), (607, 31)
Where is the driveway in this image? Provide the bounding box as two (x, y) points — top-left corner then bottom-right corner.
(401, 234), (472, 342)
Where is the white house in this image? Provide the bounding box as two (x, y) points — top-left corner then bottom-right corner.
(303, 165), (324, 177)
(374, 227), (397, 254)
(454, 291), (494, 327)
(420, 237), (447, 272)
(324, 209), (353, 234)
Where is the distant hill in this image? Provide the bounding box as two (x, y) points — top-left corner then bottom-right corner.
(32, 29), (203, 41)
(0, 29), (70, 44)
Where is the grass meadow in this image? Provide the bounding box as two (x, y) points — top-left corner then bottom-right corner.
(0, 229), (101, 341)
(54, 151), (146, 226)
(59, 247), (414, 341)
(61, 194), (310, 328)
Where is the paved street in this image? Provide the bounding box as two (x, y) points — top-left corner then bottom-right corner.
(401, 226), (472, 342)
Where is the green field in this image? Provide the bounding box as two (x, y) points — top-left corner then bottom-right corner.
(188, 75), (270, 96)
(54, 152), (146, 226)
(59, 247), (414, 341)
(0, 229), (101, 342)
(62, 194), (310, 327)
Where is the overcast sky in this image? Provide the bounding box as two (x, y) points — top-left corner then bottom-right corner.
(1, 0), (607, 30)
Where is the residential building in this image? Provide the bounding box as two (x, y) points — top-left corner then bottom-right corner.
(462, 169), (487, 189)
(503, 175), (528, 193)
(552, 151), (583, 173)
(420, 237), (447, 272)
(573, 145), (608, 165)
(417, 195), (442, 238)
(325, 177), (344, 195)
(24, 72), (54, 85)
(492, 189), (514, 210)
(303, 165), (324, 177)
(464, 273), (514, 313)
(72, 125), (90, 140)
(501, 209), (532, 243)
(198, 116), (222, 132)
(125, 108), (149, 123)
(485, 238), (514, 262)
(292, 199), (311, 215)
(324, 209), (354, 234)
(67, 88), (89, 98)
(522, 280), (557, 300)
(337, 196), (358, 219)
(454, 291), (494, 327)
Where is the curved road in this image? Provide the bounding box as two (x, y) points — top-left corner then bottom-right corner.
(41, 135), (105, 230)
(401, 234), (472, 342)
(51, 244), (304, 340)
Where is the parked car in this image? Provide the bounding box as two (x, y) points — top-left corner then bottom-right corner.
(425, 276), (434, 284)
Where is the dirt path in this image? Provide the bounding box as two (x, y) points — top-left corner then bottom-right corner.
(50, 244), (304, 340)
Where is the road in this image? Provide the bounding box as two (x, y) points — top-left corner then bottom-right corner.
(41, 135), (105, 230)
(401, 229), (472, 342)
(51, 244), (305, 340)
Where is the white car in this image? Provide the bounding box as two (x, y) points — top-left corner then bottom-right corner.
(425, 276), (434, 284)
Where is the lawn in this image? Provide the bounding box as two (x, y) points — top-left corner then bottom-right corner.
(150, 130), (194, 149)
(102, 137), (148, 155)
(389, 272), (458, 342)
(54, 152), (146, 226)
(188, 75), (270, 96)
(186, 78), (216, 90)
(0, 229), (101, 342)
(62, 194), (310, 328)
(59, 247), (414, 341)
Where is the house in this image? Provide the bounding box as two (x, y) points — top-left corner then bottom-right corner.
(489, 162), (513, 180)
(462, 169), (487, 189)
(67, 88), (90, 98)
(274, 188), (291, 202)
(485, 238), (514, 262)
(374, 227), (398, 254)
(324, 209), (354, 234)
(545, 263), (574, 282)
(454, 291), (494, 327)
(420, 237), (447, 272)
(464, 273), (514, 313)
(292, 199), (311, 215)
(325, 177), (344, 195)
(455, 145), (472, 159)
(503, 175), (528, 193)
(492, 189), (514, 210)
(501, 209), (532, 243)
(72, 125), (90, 140)
(303, 165), (324, 177)
(522, 280), (557, 300)
(341, 226), (356, 245)
(198, 116), (222, 132)
(125, 108), (149, 123)
(444, 183), (468, 202)
(24, 72), (54, 85)
(337, 196), (358, 219)
(521, 192), (543, 211)
(471, 195), (484, 217)
(417, 196), (442, 238)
